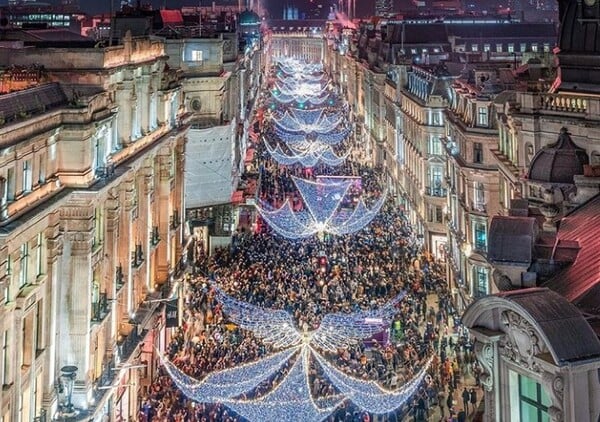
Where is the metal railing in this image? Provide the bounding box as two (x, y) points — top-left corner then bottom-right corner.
(91, 293), (109, 322)
(150, 226), (160, 246)
(425, 186), (447, 197)
(131, 245), (144, 268)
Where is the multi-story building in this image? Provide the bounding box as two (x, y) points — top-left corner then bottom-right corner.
(397, 64), (454, 257)
(462, 2), (600, 421)
(444, 70), (505, 308)
(0, 32), (187, 421)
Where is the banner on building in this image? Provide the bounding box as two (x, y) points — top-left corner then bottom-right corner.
(165, 299), (179, 328)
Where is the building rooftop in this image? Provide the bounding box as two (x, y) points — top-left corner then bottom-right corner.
(0, 82), (67, 127)
(488, 216), (537, 264)
(544, 194), (600, 313)
(527, 127), (589, 185)
(498, 288), (600, 364)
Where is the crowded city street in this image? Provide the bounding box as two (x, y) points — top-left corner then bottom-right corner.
(144, 58), (483, 422)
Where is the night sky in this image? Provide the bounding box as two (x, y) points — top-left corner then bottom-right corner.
(71, 0), (375, 17)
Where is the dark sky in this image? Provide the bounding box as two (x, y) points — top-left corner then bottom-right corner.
(263, 0), (374, 19)
(73, 0), (374, 17)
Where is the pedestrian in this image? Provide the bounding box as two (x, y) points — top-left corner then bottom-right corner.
(438, 390), (445, 419)
(461, 387), (470, 414)
(446, 392), (454, 415)
(470, 388), (478, 414)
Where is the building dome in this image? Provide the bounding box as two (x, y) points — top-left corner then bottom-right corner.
(527, 127), (589, 184)
(239, 9), (260, 28)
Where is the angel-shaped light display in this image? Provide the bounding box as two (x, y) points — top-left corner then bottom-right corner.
(263, 138), (350, 167)
(161, 284), (431, 422)
(273, 108), (345, 136)
(256, 176), (386, 239)
(276, 57), (324, 75)
(274, 126), (351, 146)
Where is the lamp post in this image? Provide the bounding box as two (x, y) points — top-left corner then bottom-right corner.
(57, 365), (79, 418)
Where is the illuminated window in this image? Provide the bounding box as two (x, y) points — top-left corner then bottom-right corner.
(472, 266), (488, 298)
(543, 43), (550, 52)
(508, 43), (514, 53)
(22, 160), (32, 193)
(190, 50), (203, 62)
(516, 373), (551, 422)
(496, 44), (503, 52)
(520, 43), (527, 52)
(483, 44), (490, 52)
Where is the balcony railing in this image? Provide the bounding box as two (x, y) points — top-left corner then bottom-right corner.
(33, 409), (47, 422)
(131, 244), (144, 268)
(115, 264), (125, 291)
(474, 240), (487, 253)
(425, 186), (447, 197)
(91, 293), (109, 322)
(170, 209), (180, 230)
(117, 327), (144, 363)
(150, 226), (160, 246)
(471, 201), (487, 213)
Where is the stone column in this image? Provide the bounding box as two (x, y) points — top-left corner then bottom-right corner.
(472, 331), (503, 422)
(58, 204), (94, 409)
(42, 223), (63, 411)
(156, 151), (173, 284)
(117, 178), (135, 319)
(138, 165), (153, 298)
(174, 141), (186, 263)
(115, 80), (134, 146)
(140, 72), (151, 135)
(104, 190), (120, 345)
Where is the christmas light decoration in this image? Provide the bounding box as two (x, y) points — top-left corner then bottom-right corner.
(255, 177), (386, 239)
(160, 347), (300, 400)
(274, 81), (330, 98)
(162, 287), (430, 421)
(263, 138), (350, 167)
(274, 126), (351, 146)
(271, 92), (330, 106)
(273, 108), (345, 135)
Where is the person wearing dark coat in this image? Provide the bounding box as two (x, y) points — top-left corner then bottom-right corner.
(461, 388), (470, 414)
(470, 388), (478, 413)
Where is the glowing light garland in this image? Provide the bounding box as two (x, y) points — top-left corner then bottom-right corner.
(274, 81), (330, 98)
(274, 126), (351, 146)
(275, 58), (324, 75)
(255, 177), (386, 239)
(162, 287), (430, 421)
(271, 92), (330, 106)
(273, 108), (345, 135)
(264, 138), (350, 167)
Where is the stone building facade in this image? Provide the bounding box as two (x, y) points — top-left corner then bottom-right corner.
(444, 74), (503, 309)
(0, 33), (187, 421)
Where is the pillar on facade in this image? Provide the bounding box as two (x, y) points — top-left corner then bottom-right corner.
(42, 222), (63, 411)
(58, 209), (94, 409)
(115, 80), (134, 146)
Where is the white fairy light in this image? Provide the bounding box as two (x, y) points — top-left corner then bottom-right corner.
(255, 178), (386, 239)
(273, 108), (344, 135)
(263, 139), (350, 167)
(162, 288), (432, 420)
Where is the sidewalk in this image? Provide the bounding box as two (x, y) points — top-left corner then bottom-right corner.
(408, 293), (485, 422)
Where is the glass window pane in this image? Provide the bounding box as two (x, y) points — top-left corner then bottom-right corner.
(519, 375), (538, 400)
(520, 402), (540, 421)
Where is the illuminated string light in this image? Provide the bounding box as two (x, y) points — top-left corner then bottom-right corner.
(273, 126), (351, 146)
(255, 177), (385, 239)
(162, 287), (430, 420)
(273, 108), (344, 135)
(264, 139), (350, 167)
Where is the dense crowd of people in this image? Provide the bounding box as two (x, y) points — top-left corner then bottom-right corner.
(141, 64), (483, 422)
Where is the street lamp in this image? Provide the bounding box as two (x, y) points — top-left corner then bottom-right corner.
(57, 365), (79, 418)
